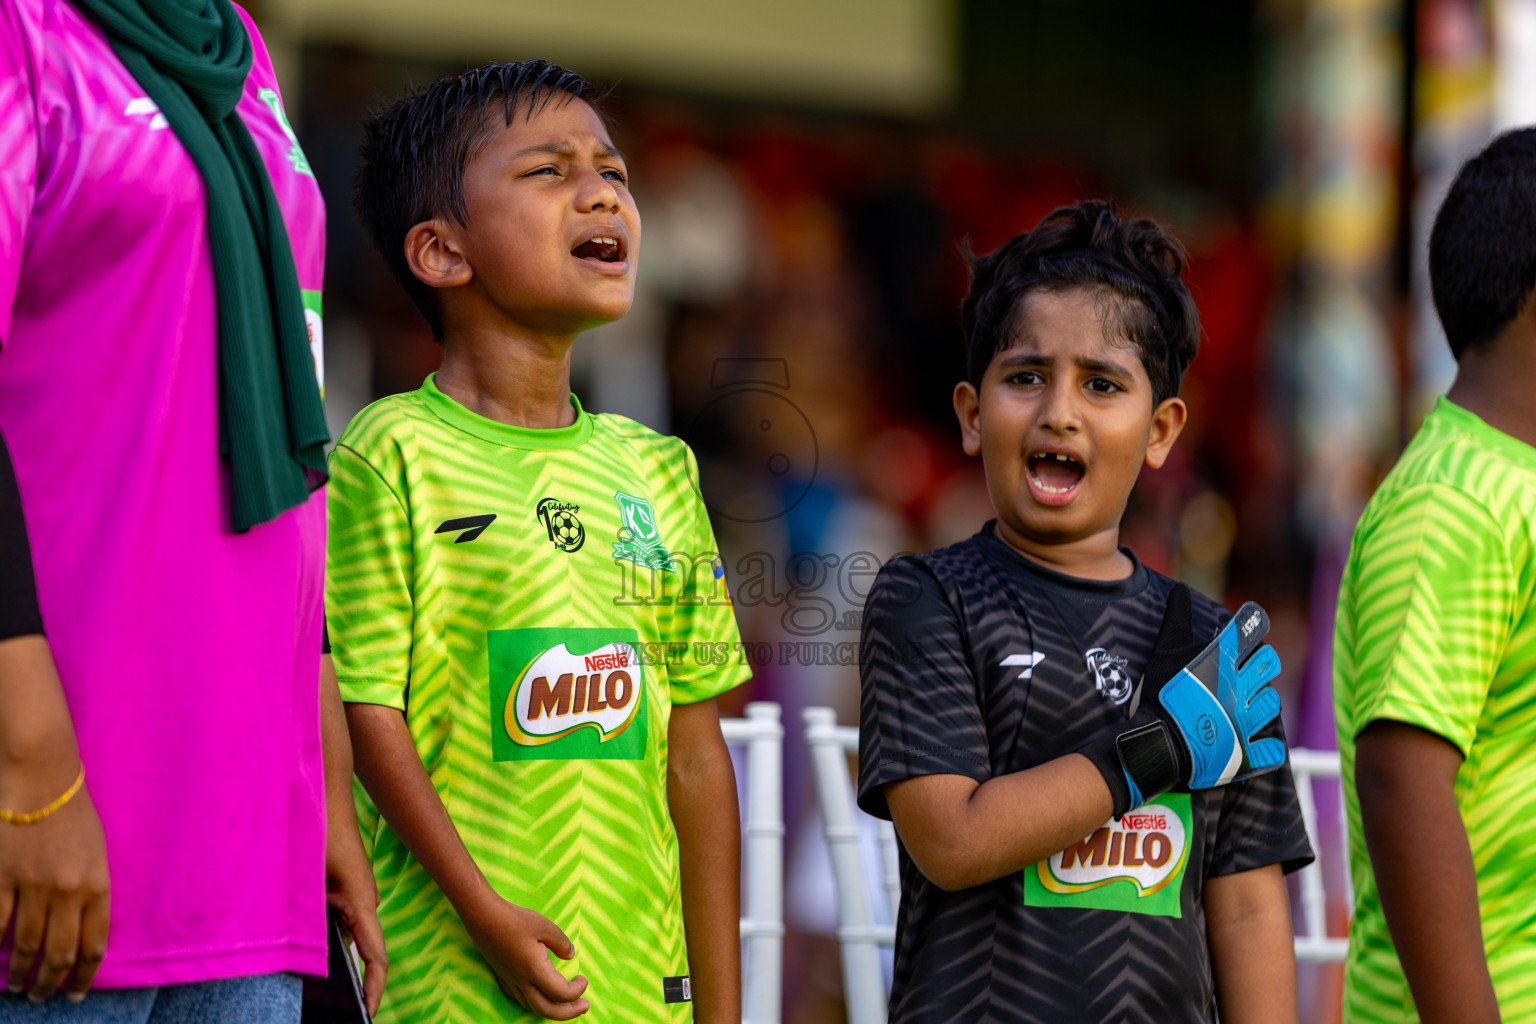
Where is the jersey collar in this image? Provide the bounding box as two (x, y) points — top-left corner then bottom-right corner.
(977, 521), (1150, 601)
(1435, 397), (1536, 469)
(419, 372), (595, 451)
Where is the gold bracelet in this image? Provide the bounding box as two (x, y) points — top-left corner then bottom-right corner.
(0, 765), (85, 825)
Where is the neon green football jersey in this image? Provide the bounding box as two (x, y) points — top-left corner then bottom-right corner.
(1334, 399), (1536, 1023)
(327, 374), (751, 1023)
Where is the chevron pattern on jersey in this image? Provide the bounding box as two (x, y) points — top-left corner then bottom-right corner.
(858, 528), (1312, 1023)
(328, 377), (749, 1023)
(1334, 399), (1536, 1023)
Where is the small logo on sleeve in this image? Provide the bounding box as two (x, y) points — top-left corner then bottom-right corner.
(662, 976), (691, 1004)
(258, 88), (313, 176)
(711, 555), (732, 604)
(302, 290), (324, 396)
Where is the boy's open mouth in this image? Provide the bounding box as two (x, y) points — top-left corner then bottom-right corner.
(1027, 451), (1085, 497)
(571, 234), (626, 264)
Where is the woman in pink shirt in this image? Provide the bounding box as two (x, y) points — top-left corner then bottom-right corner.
(0, 0), (385, 1019)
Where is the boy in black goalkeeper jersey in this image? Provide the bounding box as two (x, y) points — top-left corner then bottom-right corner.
(857, 201), (1313, 1024)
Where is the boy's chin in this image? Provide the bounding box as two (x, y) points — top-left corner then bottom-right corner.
(536, 298), (635, 336)
(998, 506), (1098, 547)
(576, 291), (637, 327)
(575, 307), (632, 334)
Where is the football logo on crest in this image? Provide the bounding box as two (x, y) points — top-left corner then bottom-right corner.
(536, 497), (585, 553)
(1086, 647), (1132, 704)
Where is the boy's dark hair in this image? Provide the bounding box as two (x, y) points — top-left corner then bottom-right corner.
(960, 200), (1200, 406)
(354, 60), (604, 340)
(1429, 127), (1536, 361)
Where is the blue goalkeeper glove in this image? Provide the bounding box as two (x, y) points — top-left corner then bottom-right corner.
(1080, 584), (1287, 817)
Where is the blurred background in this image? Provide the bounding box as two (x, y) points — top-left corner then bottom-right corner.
(246, 1), (1536, 1019)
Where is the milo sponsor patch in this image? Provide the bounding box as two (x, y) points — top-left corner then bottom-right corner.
(1023, 793), (1193, 918)
(489, 628), (647, 761)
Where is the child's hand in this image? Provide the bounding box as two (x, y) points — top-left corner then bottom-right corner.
(1077, 584), (1287, 818)
(1139, 585), (1286, 788)
(463, 896), (590, 1020)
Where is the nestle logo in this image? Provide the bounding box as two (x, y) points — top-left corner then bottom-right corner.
(1121, 813), (1168, 831)
(584, 651), (630, 673)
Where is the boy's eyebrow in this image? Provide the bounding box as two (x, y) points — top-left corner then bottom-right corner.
(995, 351), (1138, 378)
(511, 141), (628, 163)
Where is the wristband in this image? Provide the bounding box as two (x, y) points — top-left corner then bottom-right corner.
(1076, 714), (1181, 820)
(1114, 722), (1182, 811)
(0, 764), (84, 825)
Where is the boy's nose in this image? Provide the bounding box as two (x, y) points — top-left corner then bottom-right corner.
(1037, 382), (1082, 434)
(580, 170), (622, 213)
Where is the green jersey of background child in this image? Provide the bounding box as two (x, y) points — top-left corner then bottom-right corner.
(330, 61), (745, 1024)
(862, 201), (1307, 1024)
(1334, 127), (1536, 1024)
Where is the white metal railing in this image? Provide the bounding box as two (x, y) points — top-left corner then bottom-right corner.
(803, 707), (895, 1024)
(1289, 747), (1350, 963)
(720, 702), (786, 1024)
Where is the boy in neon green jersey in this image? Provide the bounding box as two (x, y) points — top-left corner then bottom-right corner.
(1334, 128), (1536, 1024)
(328, 61), (749, 1023)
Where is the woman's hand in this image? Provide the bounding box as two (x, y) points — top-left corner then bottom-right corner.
(0, 636), (110, 1004)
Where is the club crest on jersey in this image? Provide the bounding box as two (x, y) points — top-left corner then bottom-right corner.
(1024, 793), (1193, 918)
(612, 491), (675, 572)
(489, 629), (648, 761)
(1086, 647), (1132, 704)
(258, 88), (313, 176)
(535, 497), (585, 553)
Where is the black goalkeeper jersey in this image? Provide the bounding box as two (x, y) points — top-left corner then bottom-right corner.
(857, 523), (1313, 1024)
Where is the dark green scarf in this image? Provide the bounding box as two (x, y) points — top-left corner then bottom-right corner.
(73, 0), (329, 533)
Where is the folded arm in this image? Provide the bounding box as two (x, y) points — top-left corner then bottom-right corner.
(884, 757), (1113, 892)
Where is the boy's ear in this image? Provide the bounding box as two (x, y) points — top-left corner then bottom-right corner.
(404, 219), (473, 289)
(1144, 396), (1188, 470)
(953, 381), (983, 457)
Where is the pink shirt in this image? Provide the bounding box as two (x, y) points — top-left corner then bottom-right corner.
(0, 0), (327, 986)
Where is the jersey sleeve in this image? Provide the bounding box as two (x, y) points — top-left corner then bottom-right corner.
(1208, 723), (1316, 877)
(0, 0), (39, 351)
(857, 556), (991, 820)
(326, 442), (414, 709)
(1336, 482), (1516, 756)
(660, 443), (751, 705)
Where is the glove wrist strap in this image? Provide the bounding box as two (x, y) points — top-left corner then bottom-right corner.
(1077, 716), (1182, 820)
(1115, 721), (1181, 809)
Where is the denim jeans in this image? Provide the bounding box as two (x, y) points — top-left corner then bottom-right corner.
(0, 973), (301, 1024)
